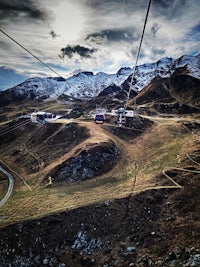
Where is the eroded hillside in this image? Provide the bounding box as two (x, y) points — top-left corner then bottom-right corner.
(0, 101), (200, 267)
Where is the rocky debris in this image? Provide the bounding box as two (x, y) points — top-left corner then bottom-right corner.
(187, 253), (200, 267)
(2, 246), (199, 267)
(151, 247), (200, 267)
(0, 149), (199, 266)
(72, 224), (103, 254)
(0, 179), (199, 266)
(46, 141), (120, 183)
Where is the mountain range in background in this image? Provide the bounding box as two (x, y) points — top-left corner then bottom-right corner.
(0, 54), (200, 108)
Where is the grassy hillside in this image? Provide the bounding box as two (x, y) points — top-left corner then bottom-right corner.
(0, 111), (198, 225)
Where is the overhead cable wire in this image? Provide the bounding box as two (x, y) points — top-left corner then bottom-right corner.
(125, 0), (152, 108)
(0, 121), (30, 136)
(0, 119), (30, 134)
(121, 0), (152, 221)
(0, 119), (30, 135)
(0, 28), (65, 80)
(0, 120), (30, 137)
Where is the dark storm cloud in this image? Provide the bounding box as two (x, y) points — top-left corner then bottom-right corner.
(80, 0), (147, 23)
(59, 45), (97, 59)
(0, 0), (49, 25)
(82, 0), (127, 9)
(86, 29), (139, 44)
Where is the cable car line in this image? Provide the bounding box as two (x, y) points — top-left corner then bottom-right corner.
(0, 28), (65, 80)
(0, 120), (30, 137)
(104, 0), (152, 127)
(0, 119), (30, 135)
(125, 0), (152, 109)
(0, 121), (30, 136)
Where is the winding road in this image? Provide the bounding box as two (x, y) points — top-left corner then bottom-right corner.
(0, 165), (14, 207)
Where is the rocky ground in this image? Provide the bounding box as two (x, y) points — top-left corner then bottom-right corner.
(45, 140), (120, 183)
(0, 159), (199, 266)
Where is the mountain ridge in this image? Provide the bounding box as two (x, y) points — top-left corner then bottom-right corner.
(0, 54), (199, 105)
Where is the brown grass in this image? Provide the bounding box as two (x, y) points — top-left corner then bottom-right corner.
(0, 114), (197, 226)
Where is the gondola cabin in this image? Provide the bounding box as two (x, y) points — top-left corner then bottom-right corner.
(94, 114), (105, 124)
(31, 111), (57, 123)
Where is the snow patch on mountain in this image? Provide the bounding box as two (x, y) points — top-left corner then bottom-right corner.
(172, 54), (200, 79)
(7, 54), (200, 99)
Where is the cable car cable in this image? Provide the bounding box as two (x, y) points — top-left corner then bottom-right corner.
(0, 28), (65, 80)
(0, 120), (30, 137)
(0, 119), (30, 135)
(125, 0), (152, 109)
(0, 120), (30, 135)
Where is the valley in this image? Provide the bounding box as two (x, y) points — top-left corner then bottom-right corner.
(0, 99), (199, 266)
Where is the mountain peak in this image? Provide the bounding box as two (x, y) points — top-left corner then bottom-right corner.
(117, 67), (132, 76)
(1, 54), (199, 102)
(73, 71), (94, 78)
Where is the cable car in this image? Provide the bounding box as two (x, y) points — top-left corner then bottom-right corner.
(31, 111), (57, 123)
(94, 114), (105, 124)
(111, 107), (135, 127)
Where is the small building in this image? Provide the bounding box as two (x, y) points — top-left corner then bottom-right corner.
(31, 111), (57, 123)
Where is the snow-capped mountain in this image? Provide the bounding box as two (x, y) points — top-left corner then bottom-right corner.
(8, 70), (132, 100)
(123, 54), (200, 92)
(2, 54), (200, 100)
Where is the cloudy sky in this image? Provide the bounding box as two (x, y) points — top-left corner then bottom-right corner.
(0, 0), (200, 89)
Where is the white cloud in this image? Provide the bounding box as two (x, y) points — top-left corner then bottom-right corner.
(0, 0), (199, 81)
(50, 1), (85, 42)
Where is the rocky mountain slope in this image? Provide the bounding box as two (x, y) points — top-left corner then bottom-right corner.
(0, 54), (199, 104)
(132, 74), (200, 112)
